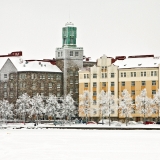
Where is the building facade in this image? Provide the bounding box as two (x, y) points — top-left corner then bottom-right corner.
(79, 54), (160, 122)
(0, 56), (63, 104)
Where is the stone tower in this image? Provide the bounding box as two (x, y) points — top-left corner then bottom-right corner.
(55, 22), (83, 104)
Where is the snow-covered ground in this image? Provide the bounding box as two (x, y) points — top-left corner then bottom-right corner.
(0, 126), (160, 160)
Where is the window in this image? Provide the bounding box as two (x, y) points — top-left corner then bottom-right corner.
(75, 71), (78, 76)
(141, 81), (146, 86)
(70, 38), (73, 44)
(151, 71), (153, 76)
(49, 83), (52, 89)
(131, 72), (136, 77)
(40, 74), (45, 79)
(75, 88), (78, 93)
(131, 90), (135, 95)
(56, 75), (61, 80)
(31, 73), (37, 79)
(70, 71), (73, 76)
(93, 100), (97, 105)
(75, 79), (78, 84)
(152, 90), (156, 95)
(70, 80), (73, 84)
(10, 92), (13, 98)
(58, 52), (60, 57)
(4, 74), (7, 78)
(111, 82), (114, 86)
(132, 100), (135, 104)
(57, 84), (60, 88)
(4, 83), (7, 88)
(93, 82), (97, 87)
(152, 81), (156, 85)
(121, 81), (125, 86)
(4, 92), (7, 98)
(102, 82), (106, 87)
(141, 72), (143, 77)
(61, 52), (63, 56)
(10, 83), (13, 88)
(144, 72), (146, 76)
(75, 52), (79, 56)
(84, 83), (88, 87)
(131, 81), (135, 86)
(10, 74), (13, 79)
(93, 91), (97, 96)
(93, 74), (97, 78)
(111, 73), (114, 78)
(105, 73), (107, 78)
(70, 88), (73, 93)
(32, 83), (36, 89)
(23, 83), (26, 88)
(70, 51), (73, 56)
(57, 92), (60, 97)
(102, 73), (104, 78)
(154, 71), (157, 76)
(124, 72), (126, 77)
(84, 74), (89, 78)
(121, 72), (123, 77)
(111, 91), (114, 95)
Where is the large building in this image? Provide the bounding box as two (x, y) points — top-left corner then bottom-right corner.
(79, 54), (160, 122)
(0, 52), (63, 104)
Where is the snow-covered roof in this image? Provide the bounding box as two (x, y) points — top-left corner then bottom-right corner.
(114, 57), (160, 69)
(0, 57), (62, 73)
(14, 60), (62, 73)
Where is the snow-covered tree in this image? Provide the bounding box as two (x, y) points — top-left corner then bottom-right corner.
(16, 93), (31, 124)
(118, 89), (133, 126)
(45, 94), (60, 124)
(99, 90), (116, 126)
(61, 94), (77, 124)
(79, 91), (92, 124)
(29, 94), (44, 124)
(0, 100), (14, 123)
(136, 88), (153, 122)
(153, 89), (160, 121)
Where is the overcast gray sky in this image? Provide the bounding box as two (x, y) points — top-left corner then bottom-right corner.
(0, 0), (160, 60)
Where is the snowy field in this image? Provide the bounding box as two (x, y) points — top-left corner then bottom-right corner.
(0, 128), (160, 160)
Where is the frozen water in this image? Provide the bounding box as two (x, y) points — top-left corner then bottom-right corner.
(0, 129), (160, 160)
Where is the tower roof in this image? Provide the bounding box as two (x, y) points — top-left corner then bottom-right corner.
(65, 22), (74, 27)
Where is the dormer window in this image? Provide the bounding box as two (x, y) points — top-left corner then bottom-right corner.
(138, 64), (142, 66)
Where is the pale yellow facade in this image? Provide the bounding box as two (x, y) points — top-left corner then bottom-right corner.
(79, 55), (160, 122)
